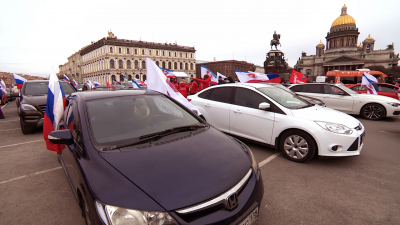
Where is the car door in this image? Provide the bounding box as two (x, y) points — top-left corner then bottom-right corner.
(322, 85), (354, 113)
(200, 87), (233, 133)
(229, 87), (275, 144)
(374, 84), (399, 100)
(60, 99), (85, 199)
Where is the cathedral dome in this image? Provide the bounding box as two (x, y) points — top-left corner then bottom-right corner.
(331, 5), (356, 28)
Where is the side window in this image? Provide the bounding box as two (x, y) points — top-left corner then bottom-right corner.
(66, 100), (82, 146)
(208, 87), (232, 104)
(375, 84), (396, 92)
(324, 85), (346, 95)
(301, 85), (323, 93)
(198, 89), (213, 99)
(289, 85), (303, 92)
(234, 88), (269, 109)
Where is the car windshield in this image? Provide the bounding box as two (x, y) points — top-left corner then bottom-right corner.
(76, 84), (83, 89)
(336, 84), (359, 94)
(257, 86), (311, 109)
(121, 82), (132, 87)
(86, 95), (202, 146)
(24, 82), (75, 95)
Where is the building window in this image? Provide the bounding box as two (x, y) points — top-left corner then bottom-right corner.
(162, 61), (166, 68)
(185, 63), (188, 70)
(180, 62), (183, 70)
(156, 61), (159, 66)
(190, 63), (193, 70)
(142, 49), (145, 55)
(127, 48), (130, 54)
(111, 75), (116, 82)
(174, 52), (177, 57)
(127, 60), (131, 69)
(191, 54), (193, 58)
(128, 75), (132, 80)
(142, 61), (146, 69)
(168, 62), (171, 69)
(186, 53), (188, 58)
(110, 47), (113, 53)
(174, 62), (177, 69)
(156, 51), (159, 56)
(120, 75), (124, 81)
(119, 48), (122, 54)
(180, 53), (182, 58)
(162, 51), (165, 56)
(169, 52), (171, 57)
(149, 50), (152, 55)
(110, 59), (115, 68)
(143, 75), (146, 81)
(134, 60), (139, 69)
(135, 75), (139, 79)
(119, 60), (123, 69)
(135, 49), (138, 55)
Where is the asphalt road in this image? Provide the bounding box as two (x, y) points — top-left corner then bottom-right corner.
(0, 102), (399, 225)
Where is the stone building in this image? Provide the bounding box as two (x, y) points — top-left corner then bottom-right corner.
(0, 72), (45, 87)
(294, 5), (399, 81)
(195, 60), (255, 81)
(66, 31), (197, 85)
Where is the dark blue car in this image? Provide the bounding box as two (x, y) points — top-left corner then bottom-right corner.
(49, 90), (263, 225)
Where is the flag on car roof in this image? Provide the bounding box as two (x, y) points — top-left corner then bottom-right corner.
(146, 58), (201, 115)
(86, 80), (94, 89)
(13, 73), (27, 89)
(361, 72), (378, 95)
(235, 70), (281, 83)
(112, 77), (120, 85)
(106, 81), (113, 88)
(201, 65), (218, 85)
(159, 67), (176, 77)
(289, 70), (308, 84)
(0, 79), (7, 94)
(72, 79), (78, 87)
(94, 81), (101, 87)
(131, 79), (142, 89)
(43, 69), (66, 154)
(63, 74), (70, 83)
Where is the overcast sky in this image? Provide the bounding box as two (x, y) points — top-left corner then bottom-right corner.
(1, 0), (399, 77)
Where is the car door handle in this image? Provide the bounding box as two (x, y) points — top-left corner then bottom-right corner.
(233, 109), (242, 114)
(204, 103), (211, 107)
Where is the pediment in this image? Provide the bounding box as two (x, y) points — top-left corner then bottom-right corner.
(327, 56), (361, 63)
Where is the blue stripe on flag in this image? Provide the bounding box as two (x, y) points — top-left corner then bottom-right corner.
(234, 69), (247, 73)
(201, 65), (217, 78)
(45, 87), (55, 124)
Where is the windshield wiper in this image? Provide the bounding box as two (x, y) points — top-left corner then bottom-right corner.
(102, 124), (207, 151)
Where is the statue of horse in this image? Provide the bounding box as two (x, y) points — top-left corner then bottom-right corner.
(270, 31), (281, 50)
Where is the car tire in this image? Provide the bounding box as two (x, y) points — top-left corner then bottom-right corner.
(20, 118), (34, 134)
(361, 103), (385, 120)
(280, 130), (316, 163)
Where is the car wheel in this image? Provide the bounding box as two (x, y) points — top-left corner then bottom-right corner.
(20, 118), (34, 134)
(361, 103), (385, 120)
(280, 130), (316, 163)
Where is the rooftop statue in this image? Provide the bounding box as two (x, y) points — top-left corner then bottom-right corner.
(270, 31), (281, 50)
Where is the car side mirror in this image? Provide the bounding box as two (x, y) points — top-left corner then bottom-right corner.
(259, 102), (271, 110)
(48, 129), (73, 145)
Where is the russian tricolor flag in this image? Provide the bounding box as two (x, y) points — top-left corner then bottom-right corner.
(13, 73), (27, 89)
(43, 70), (66, 153)
(94, 81), (101, 87)
(72, 79), (78, 87)
(234, 70), (281, 83)
(63, 74), (70, 83)
(200, 65), (218, 85)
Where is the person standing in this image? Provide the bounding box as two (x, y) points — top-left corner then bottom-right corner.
(227, 76), (235, 83)
(178, 79), (189, 98)
(218, 76), (225, 85)
(0, 90), (4, 119)
(188, 76), (198, 95)
(195, 75), (211, 92)
(82, 83), (88, 91)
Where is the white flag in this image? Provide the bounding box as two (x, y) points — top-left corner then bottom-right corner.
(361, 72), (378, 94)
(146, 58), (201, 115)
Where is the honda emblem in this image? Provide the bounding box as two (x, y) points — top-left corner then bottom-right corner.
(225, 193), (238, 210)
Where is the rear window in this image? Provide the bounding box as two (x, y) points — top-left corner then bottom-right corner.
(208, 87), (232, 104)
(291, 85), (323, 94)
(24, 82), (75, 95)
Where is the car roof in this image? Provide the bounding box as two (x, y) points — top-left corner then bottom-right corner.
(210, 83), (276, 89)
(71, 89), (161, 101)
(24, 80), (69, 83)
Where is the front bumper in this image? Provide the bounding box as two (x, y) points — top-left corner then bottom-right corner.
(386, 106), (400, 117)
(315, 124), (365, 157)
(19, 109), (44, 128)
(171, 169), (264, 224)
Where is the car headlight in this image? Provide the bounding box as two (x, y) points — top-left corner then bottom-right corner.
(21, 103), (37, 111)
(315, 121), (353, 135)
(95, 201), (178, 225)
(387, 102), (400, 107)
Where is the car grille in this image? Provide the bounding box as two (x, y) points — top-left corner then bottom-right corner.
(38, 105), (46, 113)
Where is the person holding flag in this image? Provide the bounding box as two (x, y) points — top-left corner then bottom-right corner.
(361, 72), (378, 94)
(289, 70), (308, 84)
(146, 58), (200, 115)
(199, 65), (219, 85)
(187, 76), (198, 95)
(43, 69), (66, 154)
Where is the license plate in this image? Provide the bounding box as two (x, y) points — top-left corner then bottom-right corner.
(238, 207), (259, 225)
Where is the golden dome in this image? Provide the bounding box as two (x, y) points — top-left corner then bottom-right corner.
(331, 5), (356, 28)
(317, 40), (324, 46)
(366, 34), (373, 40)
(358, 43), (363, 47)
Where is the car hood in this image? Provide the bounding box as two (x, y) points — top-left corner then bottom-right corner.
(99, 127), (251, 211)
(22, 95), (47, 106)
(291, 105), (360, 128)
(353, 93), (400, 102)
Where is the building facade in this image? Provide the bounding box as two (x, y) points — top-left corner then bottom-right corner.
(196, 60), (255, 81)
(295, 5), (399, 81)
(73, 32), (196, 85)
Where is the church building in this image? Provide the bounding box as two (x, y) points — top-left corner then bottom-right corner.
(294, 5), (399, 81)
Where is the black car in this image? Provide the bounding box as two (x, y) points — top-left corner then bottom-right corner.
(49, 90), (263, 225)
(15, 80), (76, 134)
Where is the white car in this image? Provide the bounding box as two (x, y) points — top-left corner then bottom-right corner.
(288, 83), (400, 120)
(188, 83), (365, 163)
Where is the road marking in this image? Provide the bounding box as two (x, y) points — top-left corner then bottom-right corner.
(0, 128), (20, 132)
(259, 152), (281, 168)
(379, 131), (400, 134)
(1, 103), (7, 109)
(0, 139), (43, 149)
(0, 166), (62, 185)
(0, 119), (19, 123)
